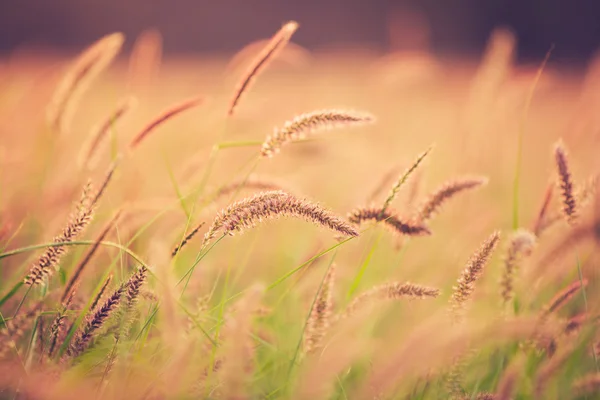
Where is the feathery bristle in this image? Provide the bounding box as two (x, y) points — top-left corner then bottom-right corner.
(348, 207), (431, 236)
(542, 278), (588, 317)
(24, 182), (96, 285)
(69, 285), (124, 358)
(261, 109), (375, 157)
(554, 142), (578, 225)
(304, 264), (336, 354)
(47, 33), (124, 135)
(228, 21), (298, 116)
(172, 222), (206, 257)
(203, 191), (358, 249)
(340, 282), (440, 320)
(500, 229), (536, 306)
(129, 96), (203, 149)
(380, 147), (432, 215)
(450, 231), (501, 322)
(415, 176), (488, 222)
(48, 290), (76, 357)
(79, 96), (136, 170)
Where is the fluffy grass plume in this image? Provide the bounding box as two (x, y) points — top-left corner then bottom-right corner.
(228, 21), (299, 116)
(500, 229), (536, 306)
(554, 141), (578, 225)
(78, 96), (137, 170)
(48, 289), (76, 357)
(128, 29), (163, 91)
(541, 278), (588, 317)
(47, 32), (124, 135)
(202, 190), (358, 248)
(340, 282), (439, 320)
(380, 147), (432, 215)
(0, 304), (42, 358)
(260, 109), (375, 157)
(129, 96), (203, 149)
(304, 264), (336, 354)
(415, 176), (488, 223)
(24, 182), (96, 285)
(348, 207), (431, 236)
(450, 231), (501, 322)
(532, 182), (555, 236)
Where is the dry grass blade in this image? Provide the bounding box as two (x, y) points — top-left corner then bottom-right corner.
(24, 182), (96, 285)
(304, 264), (336, 354)
(78, 96), (137, 170)
(450, 231), (501, 322)
(47, 32), (124, 135)
(261, 109), (375, 157)
(380, 147), (432, 215)
(500, 229), (536, 306)
(554, 141), (578, 225)
(129, 96), (203, 149)
(348, 207), (431, 236)
(415, 176), (488, 223)
(228, 21), (298, 116)
(339, 282), (439, 320)
(202, 190), (358, 249)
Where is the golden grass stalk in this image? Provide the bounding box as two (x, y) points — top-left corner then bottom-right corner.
(47, 33), (124, 135)
(554, 141), (578, 225)
(61, 210), (122, 302)
(348, 207), (431, 236)
(171, 222), (206, 257)
(304, 264), (336, 354)
(500, 229), (536, 306)
(415, 176), (488, 223)
(532, 182), (554, 236)
(24, 182), (96, 285)
(380, 147), (432, 215)
(128, 29), (163, 91)
(260, 109), (375, 157)
(202, 190), (358, 249)
(339, 282), (440, 320)
(450, 231), (501, 322)
(129, 96), (203, 149)
(541, 278), (588, 317)
(78, 96), (137, 170)
(573, 373), (600, 396)
(227, 21), (299, 116)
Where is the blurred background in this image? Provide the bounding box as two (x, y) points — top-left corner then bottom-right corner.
(1, 0), (599, 63)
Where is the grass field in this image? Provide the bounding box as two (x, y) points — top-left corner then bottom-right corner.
(0, 26), (599, 399)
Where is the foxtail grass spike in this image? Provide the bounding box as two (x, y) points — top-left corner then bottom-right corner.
(542, 278), (588, 317)
(450, 231), (501, 322)
(228, 21), (298, 116)
(532, 182), (554, 236)
(304, 264), (336, 354)
(415, 176), (488, 223)
(554, 141), (578, 225)
(261, 109), (375, 157)
(500, 229), (536, 306)
(348, 207), (431, 236)
(202, 190), (358, 249)
(172, 222), (206, 257)
(380, 147), (432, 215)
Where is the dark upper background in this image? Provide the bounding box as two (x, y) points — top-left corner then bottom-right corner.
(0, 0), (599, 64)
